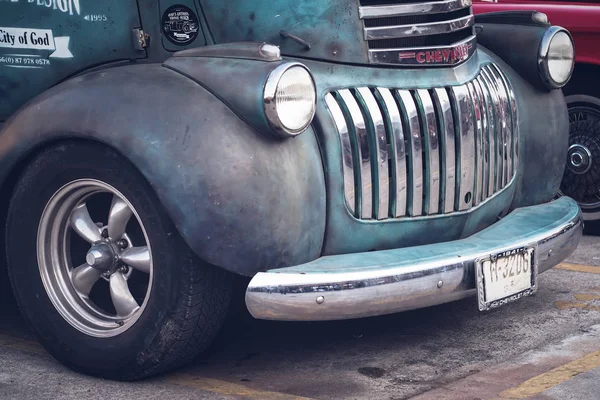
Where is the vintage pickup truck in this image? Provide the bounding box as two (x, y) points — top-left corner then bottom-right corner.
(0, 0), (582, 380)
(474, 0), (600, 222)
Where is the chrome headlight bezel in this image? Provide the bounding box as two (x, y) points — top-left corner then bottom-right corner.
(538, 26), (575, 90)
(263, 62), (317, 138)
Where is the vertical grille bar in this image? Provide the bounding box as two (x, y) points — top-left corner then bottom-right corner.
(338, 89), (373, 219)
(485, 66), (510, 188)
(397, 90), (423, 216)
(466, 82), (484, 206)
(376, 88), (407, 217)
(450, 85), (475, 211)
(415, 89), (441, 215)
(325, 93), (356, 215)
(476, 75), (496, 197)
(489, 65), (515, 183)
(357, 87), (390, 219)
(491, 64), (518, 179)
(479, 69), (503, 191)
(472, 78), (490, 201)
(432, 88), (456, 214)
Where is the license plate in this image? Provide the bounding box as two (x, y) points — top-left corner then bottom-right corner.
(476, 247), (537, 311)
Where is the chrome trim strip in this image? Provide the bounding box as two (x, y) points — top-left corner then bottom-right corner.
(364, 15), (474, 40)
(487, 66), (511, 188)
(338, 89), (373, 219)
(377, 88), (407, 217)
(416, 89), (441, 215)
(476, 75), (496, 197)
(466, 82), (484, 206)
(398, 90), (423, 216)
(451, 85), (475, 211)
(357, 87), (390, 220)
(325, 94), (355, 215)
(491, 64), (518, 181)
(479, 69), (503, 192)
(246, 198), (583, 321)
(432, 88), (456, 214)
(473, 78), (490, 201)
(359, 0), (472, 19)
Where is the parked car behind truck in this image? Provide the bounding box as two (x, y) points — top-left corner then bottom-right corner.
(473, 0), (600, 222)
(0, 0), (582, 380)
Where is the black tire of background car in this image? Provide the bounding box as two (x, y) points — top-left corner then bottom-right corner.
(5, 141), (233, 380)
(561, 93), (600, 223)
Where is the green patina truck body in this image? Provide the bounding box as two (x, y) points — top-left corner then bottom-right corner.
(0, 0), (583, 379)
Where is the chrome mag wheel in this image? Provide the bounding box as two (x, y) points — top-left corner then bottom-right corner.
(37, 179), (153, 337)
(560, 96), (600, 220)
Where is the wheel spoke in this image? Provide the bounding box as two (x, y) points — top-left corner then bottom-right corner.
(107, 195), (132, 240)
(120, 246), (151, 274)
(70, 203), (101, 244)
(71, 264), (102, 297)
(109, 272), (139, 317)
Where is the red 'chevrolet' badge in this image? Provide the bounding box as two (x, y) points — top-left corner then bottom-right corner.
(397, 41), (474, 65)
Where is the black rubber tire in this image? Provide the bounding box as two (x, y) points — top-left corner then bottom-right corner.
(6, 141), (233, 380)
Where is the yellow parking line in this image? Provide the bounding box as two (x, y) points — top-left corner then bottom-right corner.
(574, 293), (600, 302)
(555, 263), (600, 274)
(165, 374), (312, 400)
(554, 300), (588, 310)
(499, 350), (600, 399)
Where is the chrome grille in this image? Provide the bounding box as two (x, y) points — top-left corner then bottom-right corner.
(359, 0), (476, 66)
(324, 63), (518, 220)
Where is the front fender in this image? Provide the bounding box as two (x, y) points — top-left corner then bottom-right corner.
(0, 63), (326, 276)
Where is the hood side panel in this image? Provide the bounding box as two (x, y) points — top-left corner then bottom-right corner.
(197, 0), (369, 64)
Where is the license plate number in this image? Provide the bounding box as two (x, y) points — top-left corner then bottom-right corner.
(476, 247), (536, 311)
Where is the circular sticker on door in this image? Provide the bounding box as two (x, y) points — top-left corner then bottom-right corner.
(162, 5), (199, 46)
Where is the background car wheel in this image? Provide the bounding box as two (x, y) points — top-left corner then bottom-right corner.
(6, 141), (233, 380)
(560, 94), (600, 222)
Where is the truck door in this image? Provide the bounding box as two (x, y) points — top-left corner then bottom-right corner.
(0, 0), (144, 120)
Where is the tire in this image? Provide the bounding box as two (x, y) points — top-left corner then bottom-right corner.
(560, 94), (600, 222)
(6, 141), (233, 380)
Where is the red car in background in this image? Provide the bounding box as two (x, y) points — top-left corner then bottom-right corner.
(474, 0), (600, 222)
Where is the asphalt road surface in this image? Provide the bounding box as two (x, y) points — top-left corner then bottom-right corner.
(3, 234), (600, 400)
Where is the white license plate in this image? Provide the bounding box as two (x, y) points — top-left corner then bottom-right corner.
(476, 247), (537, 311)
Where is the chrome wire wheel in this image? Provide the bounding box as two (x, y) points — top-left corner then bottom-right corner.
(37, 179), (153, 337)
(561, 95), (600, 220)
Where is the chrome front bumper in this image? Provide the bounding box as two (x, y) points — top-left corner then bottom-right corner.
(246, 197), (583, 321)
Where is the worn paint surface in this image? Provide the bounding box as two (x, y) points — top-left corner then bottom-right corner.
(300, 47), (568, 255)
(0, 0), (143, 120)
(163, 45), (569, 257)
(197, 0), (368, 65)
(0, 0), (572, 275)
(163, 56), (279, 137)
(0, 64), (326, 275)
(268, 196), (580, 275)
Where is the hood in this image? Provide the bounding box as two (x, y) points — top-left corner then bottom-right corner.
(198, 0), (476, 66)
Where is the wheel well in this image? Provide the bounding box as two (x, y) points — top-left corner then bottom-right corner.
(564, 63), (600, 97)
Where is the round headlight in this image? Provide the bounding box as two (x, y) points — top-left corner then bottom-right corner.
(539, 27), (575, 89)
(264, 63), (317, 138)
